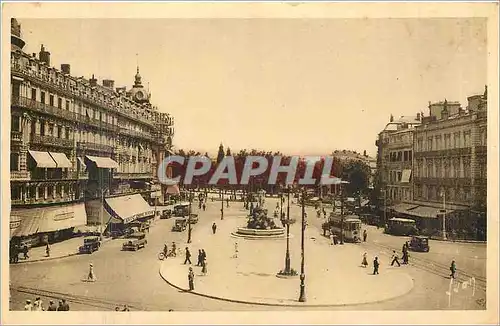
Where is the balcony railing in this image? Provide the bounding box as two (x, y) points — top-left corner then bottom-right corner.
(413, 176), (472, 186)
(119, 127), (153, 140)
(12, 95), (77, 122)
(114, 172), (153, 179)
(11, 130), (23, 142)
(10, 170), (31, 180)
(414, 147), (472, 158)
(31, 134), (74, 148)
(77, 141), (114, 153)
(11, 196), (77, 206)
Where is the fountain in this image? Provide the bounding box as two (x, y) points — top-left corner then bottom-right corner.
(232, 207), (285, 239)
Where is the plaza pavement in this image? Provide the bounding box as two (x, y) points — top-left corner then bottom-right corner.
(159, 208), (415, 307)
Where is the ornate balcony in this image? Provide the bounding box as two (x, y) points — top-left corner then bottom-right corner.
(114, 172), (153, 180)
(10, 170), (31, 181)
(77, 141), (114, 153)
(413, 177), (472, 186)
(79, 115), (120, 132)
(12, 95), (77, 122)
(119, 127), (153, 140)
(31, 134), (74, 148)
(414, 147), (472, 158)
(11, 130), (23, 142)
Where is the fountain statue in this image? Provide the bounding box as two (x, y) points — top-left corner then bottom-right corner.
(232, 205), (285, 239)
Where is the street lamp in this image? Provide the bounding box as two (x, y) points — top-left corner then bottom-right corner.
(221, 188), (224, 220)
(339, 179), (349, 245)
(441, 189), (447, 240)
(279, 186), (293, 275)
(298, 188), (307, 302)
(187, 188), (193, 243)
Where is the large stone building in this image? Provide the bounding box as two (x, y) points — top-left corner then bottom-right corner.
(9, 19), (175, 246)
(375, 90), (487, 240)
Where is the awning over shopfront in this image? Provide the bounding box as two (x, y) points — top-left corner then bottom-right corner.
(392, 203), (419, 215)
(49, 152), (73, 168)
(166, 184), (180, 195)
(407, 206), (454, 219)
(105, 194), (154, 224)
(28, 150), (57, 168)
(401, 169), (412, 183)
(10, 203), (87, 238)
(85, 155), (119, 169)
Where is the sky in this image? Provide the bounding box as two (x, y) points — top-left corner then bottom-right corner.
(17, 18), (487, 157)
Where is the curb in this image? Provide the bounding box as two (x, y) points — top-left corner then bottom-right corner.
(158, 262), (415, 308)
(429, 238), (487, 244)
(14, 252), (80, 264)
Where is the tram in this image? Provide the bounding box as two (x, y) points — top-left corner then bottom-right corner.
(323, 213), (362, 243)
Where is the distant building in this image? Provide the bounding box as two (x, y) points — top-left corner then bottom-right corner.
(9, 18), (175, 246)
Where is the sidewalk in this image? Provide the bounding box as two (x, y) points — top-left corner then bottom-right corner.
(159, 211), (414, 307)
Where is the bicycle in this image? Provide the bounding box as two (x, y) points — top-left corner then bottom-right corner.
(158, 250), (177, 260)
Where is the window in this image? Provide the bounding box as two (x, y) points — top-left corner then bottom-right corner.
(38, 186), (45, 199)
(65, 127), (70, 139)
(427, 137), (433, 151)
(10, 153), (19, 171)
(31, 88), (37, 100)
(453, 158), (460, 178)
(11, 186), (21, 200)
(397, 171), (402, 182)
(57, 125), (62, 138)
(48, 124), (54, 136)
(435, 135), (442, 150)
(403, 151), (408, 161)
(49, 94), (54, 106)
(464, 187), (471, 201)
(66, 100), (70, 110)
(40, 91), (46, 104)
(463, 131), (471, 147)
(463, 157), (471, 178)
(436, 160), (442, 178)
(444, 134), (451, 149)
(58, 98), (62, 109)
(40, 120), (45, 136)
(454, 132), (460, 148)
(444, 159), (450, 178)
(11, 115), (20, 132)
(480, 128), (487, 146)
(408, 150), (412, 161)
(449, 188), (455, 201)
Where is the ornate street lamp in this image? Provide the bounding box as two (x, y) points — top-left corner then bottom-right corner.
(221, 188), (224, 220)
(278, 185), (296, 276)
(187, 188), (192, 243)
(298, 188), (307, 302)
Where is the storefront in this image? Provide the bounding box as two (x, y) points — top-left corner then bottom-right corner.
(10, 203), (87, 247)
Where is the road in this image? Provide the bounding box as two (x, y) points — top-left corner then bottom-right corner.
(9, 197), (487, 311)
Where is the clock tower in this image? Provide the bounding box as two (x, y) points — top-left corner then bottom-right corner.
(128, 66), (151, 104)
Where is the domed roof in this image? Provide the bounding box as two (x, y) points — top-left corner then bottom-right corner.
(128, 66), (150, 103)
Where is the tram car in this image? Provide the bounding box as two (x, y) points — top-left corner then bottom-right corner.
(323, 213), (362, 243)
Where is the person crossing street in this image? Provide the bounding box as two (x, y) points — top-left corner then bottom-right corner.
(184, 247), (192, 265)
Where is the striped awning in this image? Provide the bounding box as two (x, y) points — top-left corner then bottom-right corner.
(28, 150), (57, 168)
(105, 194), (154, 224)
(49, 152), (73, 168)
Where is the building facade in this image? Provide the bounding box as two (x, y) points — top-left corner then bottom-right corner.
(375, 91), (487, 240)
(9, 19), (174, 245)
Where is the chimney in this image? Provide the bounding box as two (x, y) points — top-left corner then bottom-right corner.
(61, 64), (71, 75)
(102, 79), (115, 89)
(32, 53), (36, 58)
(89, 74), (97, 87)
(39, 44), (50, 66)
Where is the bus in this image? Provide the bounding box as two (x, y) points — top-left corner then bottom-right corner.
(323, 213), (362, 243)
(385, 218), (418, 236)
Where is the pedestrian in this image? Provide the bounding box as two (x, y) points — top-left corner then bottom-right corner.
(24, 299), (33, 311)
(184, 247), (192, 264)
(450, 260), (457, 279)
(45, 244), (50, 257)
(33, 297), (44, 311)
(201, 249), (207, 265)
(171, 242), (177, 257)
(373, 256), (380, 275)
(115, 307), (120, 311)
(47, 300), (57, 311)
(220, 208), (224, 220)
(201, 260), (208, 275)
(22, 245), (29, 260)
(226, 198), (229, 208)
(363, 229), (367, 242)
(233, 241), (239, 258)
(122, 305), (130, 311)
(202, 203), (206, 211)
(188, 267), (195, 291)
(57, 300), (64, 311)
(212, 223), (217, 234)
(390, 250), (401, 267)
(196, 250), (203, 266)
(330, 233), (334, 245)
(87, 263), (96, 282)
(402, 250), (409, 265)
(58, 299), (69, 311)
(361, 252), (368, 268)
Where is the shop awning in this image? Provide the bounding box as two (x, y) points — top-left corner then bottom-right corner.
(28, 150), (57, 168)
(49, 152), (73, 168)
(392, 203), (419, 214)
(105, 194), (154, 224)
(10, 203), (87, 238)
(166, 184), (180, 195)
(406, 206), (454, 219)
(401, 169), (412, 183)
(85, 155), (119, 169)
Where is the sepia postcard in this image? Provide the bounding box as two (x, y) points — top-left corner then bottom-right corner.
(1, 2), (499, 325)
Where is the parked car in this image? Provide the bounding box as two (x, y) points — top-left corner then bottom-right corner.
(122, 232), (147, 251)
(188, 213), (199, 224)
(79, 236), (101, 254)
(408, 235), (430, 252)
(172, 218), (188, 232)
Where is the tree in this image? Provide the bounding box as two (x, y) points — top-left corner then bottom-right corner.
(390, 114), (394, 122)
(216, 143), (225, 164)
(363, 150), (367, 157)
(343, 160), (371, 197)
(226, 148), (232, 156)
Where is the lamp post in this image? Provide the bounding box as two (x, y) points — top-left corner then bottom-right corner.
(221, 188), (224, 220)
(441, 189), (447, 240)
(298, 188), (307, 302)
(280, 186), (292, 275)
(187, 188), (192, 243)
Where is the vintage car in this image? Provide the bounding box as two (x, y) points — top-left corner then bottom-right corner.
(408, 235), (430, 252)
(122, 232), (147, 251)
(188, 213), (199, 224)
(173, 202), (191, 217)
(79, 236), (101, 254)
(172, 218), (188, 232)
(124, 222), (150, 237)
(385, 218), (418, 236)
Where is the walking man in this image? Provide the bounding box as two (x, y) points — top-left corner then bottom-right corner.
(87, 263), (96, 282)
(212, 223), (217, 234)
(188, 267), (195, 291)
(361, 252), (368, 268)
(45, 244), (50, 257)
(450, 260), (457, 279)
(196, 250), (203, 266)
(47, 300), (57, 311)
(373, 257), (380, 275)
(201, 249), (207, 265)
(390, 250), (401, 267)
(202, 203), (206, 211)
(363, 229), (367, 242)
(24, 300), (33, 311)
(226, 197), (229, 208)
(184, 247), (192, 265)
